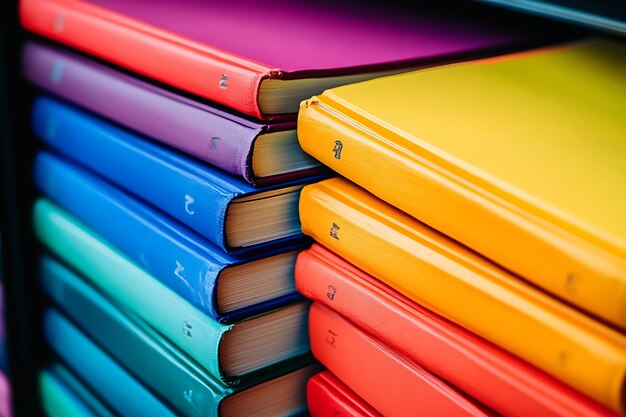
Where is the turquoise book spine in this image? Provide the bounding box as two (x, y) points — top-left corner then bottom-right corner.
(39, 367), (99, 417)
(34, 198), (310, 385)
(49, 364), (116, 417)
(44, 308), (177, 417)
(40, 254), (235, 416)
(34, 197), (230, 382)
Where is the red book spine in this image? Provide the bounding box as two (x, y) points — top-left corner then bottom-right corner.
(308, 302), (496, 417)
(307, 370), (382, 417)
(19, 0), (273, 119)
(296, 243), (618, 417)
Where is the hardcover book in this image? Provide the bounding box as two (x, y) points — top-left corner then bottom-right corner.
(39, 364), (114, 417)
(41, 254), (319, 417)
(308, 302), (495, 417)
(34, 198), (312, 386)
(19, 0), (572, 119)
(32, 95), (321, 255)
(297, 243), (618, 417)
(44, 307), (179, 417)
(307, 370), (382, 417)
(35, 150), (309, 323)
(22, 40), (322, 186)
(298, 177), (626, 415)
(297, 38), (626, 331)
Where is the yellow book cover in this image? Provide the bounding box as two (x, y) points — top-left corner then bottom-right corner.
(299, 177), (626, 414)
(297, 38), (626, 331)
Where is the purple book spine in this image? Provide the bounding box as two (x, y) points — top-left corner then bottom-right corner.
(22, 41), (295, 183)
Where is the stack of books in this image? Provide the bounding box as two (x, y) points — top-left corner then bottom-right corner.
(296, 35), (626, 416)
(16, 0), (573, 416)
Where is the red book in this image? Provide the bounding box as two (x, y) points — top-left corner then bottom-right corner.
(297, 243), (617, 417)
(19, 0), (567, 120)
(307, 370), (381, 417)
(308, 302), (495, 417)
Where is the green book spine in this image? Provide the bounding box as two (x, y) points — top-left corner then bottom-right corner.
(33, 198), (228, 381)
(49, 364), (116, 417)
(39, 367), (98, 417)
(41, 254), (232, 417)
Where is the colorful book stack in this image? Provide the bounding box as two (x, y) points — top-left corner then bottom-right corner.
(296, 38), (626, 416)
(16, 0), (574, 416)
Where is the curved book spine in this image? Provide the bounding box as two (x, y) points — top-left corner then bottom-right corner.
(34, 151), (305, 323)
(298, 178), (626, 414)
(32, 95), (310, 255)
(297, 77), (626, 331)
(309, 302), (496, 416)
(307, 370), (382, 417)
(296, 243), (618, 417)
(39, 367), (101, 417)
(34, 198), (232, 383)
(22, 41), (309, 185)
(19, 0), (272, 119)
(44, 309), (178, 417)
(40, 255), (237, 416)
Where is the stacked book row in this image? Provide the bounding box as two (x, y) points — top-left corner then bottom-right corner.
(16, 0), (626, 416)
(295, 25), (626, 417)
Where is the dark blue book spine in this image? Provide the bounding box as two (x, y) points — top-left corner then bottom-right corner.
(31, 95), (309, 255)
(43, 309), (178, 417)
(34, 151), (304, 323)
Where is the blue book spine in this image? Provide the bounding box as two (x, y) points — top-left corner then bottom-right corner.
(43, 308), (178, 417)
(31, 95), (312, 255)
(40, 255), (232, 417)
(34, 151), (305, 323)
(49, 364), (117, 417)
(39, 367), (100, 417)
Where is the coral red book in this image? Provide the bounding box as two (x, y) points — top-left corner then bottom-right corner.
(307, 370), (381, 417)
(308, 302), (496, 417)
(20, 0), (570, 120)
(296, 243), (618, 417)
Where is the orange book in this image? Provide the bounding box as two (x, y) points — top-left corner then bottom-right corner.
(297, 243), (618, 417)
(307, 370), (382, 417)
(308, 302), (496, 417)
(297, 39), (626, 330)
(299, 177), (626, 414)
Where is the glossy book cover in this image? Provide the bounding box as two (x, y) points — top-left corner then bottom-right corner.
(298, 38), (626, 331)
(297, 243), (618, 417)
(32, 95), (323, 256)
(34, 150), (309, 323)
(19, 0), (571, 119)
(299, 177), (626, 414)
(22, 40), (322, 185)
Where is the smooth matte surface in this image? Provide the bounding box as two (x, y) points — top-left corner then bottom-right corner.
(89, 0), (553, 73)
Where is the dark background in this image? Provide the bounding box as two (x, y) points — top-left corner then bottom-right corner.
(1, 1), (42, 416)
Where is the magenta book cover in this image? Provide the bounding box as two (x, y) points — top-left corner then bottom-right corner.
(20, 0), (575, 119)
(84, 0), (558, 74)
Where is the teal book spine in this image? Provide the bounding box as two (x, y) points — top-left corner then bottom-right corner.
(34, 197), (232, 383)
(44, 309), (177, 417)
(49, 364), (116, 417)
(39, 367), (99, 417)
(34, 198), (310, 385)
(40, 254), (236, 417)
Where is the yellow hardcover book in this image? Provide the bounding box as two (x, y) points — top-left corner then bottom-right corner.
(297, 38), (626, 330)
(299, 177), (626, 414)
